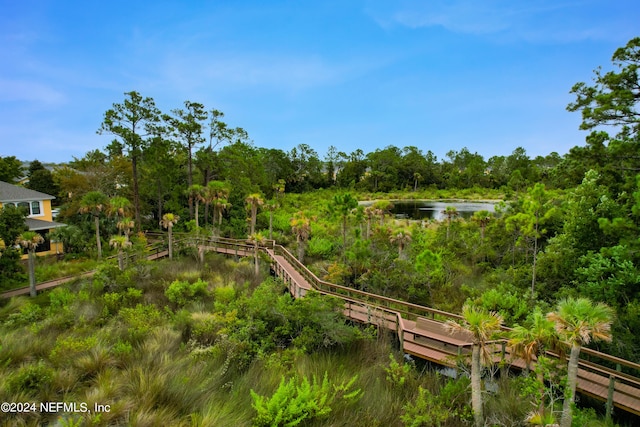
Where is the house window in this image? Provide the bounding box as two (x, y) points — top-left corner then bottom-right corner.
(31, 201), (41, 215)
(7, 201), (43, 216)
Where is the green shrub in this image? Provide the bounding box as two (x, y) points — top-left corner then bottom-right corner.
(384, 353), (413, 388)
(49, 335), (99, 366)
(102, 287), (143, 316)
(7, 361), (54, 395)
(213, 285), (236, 305)
(165, 279), (209, 306)
(476, 283), (530, 324)
(401, 386), (450, 427)
(250, 372), (361, 427)
(190, 310), (237, 346)
(48, 287), (76, 313)
(112, 339), (133, 357)
(4, 302), (44, 327)
(401, 377), (472, 427)
(118, 303), (163, 342)
(306, 237), (335, 258)
(438, 376), (473, 422)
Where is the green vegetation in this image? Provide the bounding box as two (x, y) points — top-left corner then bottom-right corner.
(1, 36), (640, 425)
(3, 241), (624, 425)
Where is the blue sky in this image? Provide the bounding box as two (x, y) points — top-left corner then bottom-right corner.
(1, 1), (639, 164)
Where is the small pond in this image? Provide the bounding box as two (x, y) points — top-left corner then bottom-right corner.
(383, 200), (497, 221)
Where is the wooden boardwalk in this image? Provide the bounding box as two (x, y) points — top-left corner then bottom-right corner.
(3, 237), (639, 417)
(252, 241), (640, 417)
(1, 247), (169, 299)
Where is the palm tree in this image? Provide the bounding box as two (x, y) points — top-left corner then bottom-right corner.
(206, 180), (230, 230)
(372, 200), (393, 226)
(109, 235), (132, 271)
(187, 184), (205, 229)
(117, 217), (135, 238)
(290, 211), (311, 263)
(363, 206), (376, 239)
(547, 297), (614, 427)
(245, 193), (264, 236)
(442, 206), (459, 240)
(264, 199), (279, 240)
(472, 210), (492, 242)
(214, 198), (231, 227)
(330, 193), (358, 261)
(389, 230), (412, 260)
(247, 232), (266, 276)
(79, 191), (109, 259)
(413, 172), (422, 191)
(273, 178), (286, 202)
(444, 304), (504, 427)
(509, 308), (557, 418)
(106, 196), (133, 229)
(160, 213), (180, 260)
(16, 231), (45, 297)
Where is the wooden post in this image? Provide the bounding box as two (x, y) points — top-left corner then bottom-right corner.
(500, 341), (507, 377)
(606, 364), (621, 420)
(398, 317), (404, 353)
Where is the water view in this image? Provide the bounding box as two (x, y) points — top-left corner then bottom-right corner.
(387, 200), (497, 221)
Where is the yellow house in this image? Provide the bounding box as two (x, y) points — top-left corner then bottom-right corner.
(0, 181), (65, 257)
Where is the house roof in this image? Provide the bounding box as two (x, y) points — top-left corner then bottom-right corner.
(25, 218), (66, 231)
(0, 180), (55, 202)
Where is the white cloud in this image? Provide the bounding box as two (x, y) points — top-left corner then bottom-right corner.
(366, 0), (634, 43)
(391, 0), (514, 34)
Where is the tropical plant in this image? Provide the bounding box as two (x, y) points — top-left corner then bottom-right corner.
(250, 372), (361, 427)
(264, 199), (279, 239)
(109, 235), (132, 271)
(444, 303), (504, 427)
(509, 308), (558, 417)
(442, 206), (459, 240)
(245, 193), (264, 236)
(363, 205), (376, 239)
(330, 193), (358, 260)
(390, 229), (412, 260)
(187, 184), (205, 229)
(106, 196), (133, 229)
(116, 217), (135, 238)
(160, 213), (180, 260)
(79, 191), (109, 259)
(248, 232), (266, 276)
(472, 210), (492, 241)
(15, 231), (45, 297)
(290, 212), (311, 263)
(546, 297), (614, 427)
